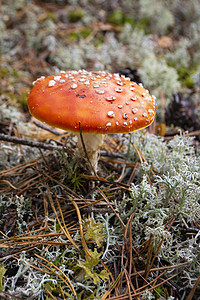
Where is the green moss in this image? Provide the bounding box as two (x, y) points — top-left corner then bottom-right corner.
(71, 173), (84, 190)
(67, 28), (92, 41)
(44, 282), (61, 298)
(68, 9), (84, 22)
(177, 66), (190, 80)
(135, 18), (151, 34)
(177, 66), (195, 87)
(107, 9), (134, 26)
(0, 264), (7, 291)
(154, 286), (166, 298)
(107, 9), (124, 25)
(0, 67), (7, 78)
(47, 11), (58, 22)
(0, 66), (21, 81)
(123, 15), (135, 26)
(184, 75), (194, 88)
(53, 256), (63, 266)
(20, 92), (29, 110)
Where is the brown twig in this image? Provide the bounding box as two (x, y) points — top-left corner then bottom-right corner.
(33, 120), (64, 135)
(0, 133), (68, 152)
(186, 274), (200, 300)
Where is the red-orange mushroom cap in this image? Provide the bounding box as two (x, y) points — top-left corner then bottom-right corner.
(27, 70), (156, 134)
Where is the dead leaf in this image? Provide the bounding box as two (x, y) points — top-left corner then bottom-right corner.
(157, 36), (174, 49)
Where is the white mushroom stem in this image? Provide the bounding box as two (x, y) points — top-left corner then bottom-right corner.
(75, 133), (106, 173)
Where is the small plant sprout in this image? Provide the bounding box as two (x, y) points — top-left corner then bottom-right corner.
(27, 70), (156, 172)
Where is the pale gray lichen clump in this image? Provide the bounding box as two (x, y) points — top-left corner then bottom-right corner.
(2, 0), (200, 111)
(49, 28), (181, 101)
(140, 0), (175, 34)
(1, 126), (199, 298)
(113, 132), (200, 288)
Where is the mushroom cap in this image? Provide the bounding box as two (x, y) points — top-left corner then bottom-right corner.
(27, 70), (156, 134)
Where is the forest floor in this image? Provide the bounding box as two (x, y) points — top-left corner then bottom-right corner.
(0, 1), (200, 299)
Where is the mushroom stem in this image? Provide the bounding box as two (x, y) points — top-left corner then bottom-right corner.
(76, 133), (106, 173)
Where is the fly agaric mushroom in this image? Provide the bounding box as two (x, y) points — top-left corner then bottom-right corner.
(27, 70), (156, 171)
